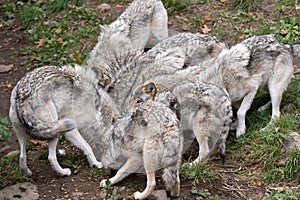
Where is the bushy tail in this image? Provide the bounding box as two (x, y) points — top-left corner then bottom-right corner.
(162, 162), (180, 197)
(27, 118), (76, 140)
(292, 42), (300, 58)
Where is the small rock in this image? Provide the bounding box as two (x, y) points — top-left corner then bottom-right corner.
(98, 3), (111, 12)
(284, 131), (300, 153)
(99, 188), (107, 199)
(147, 189), (168, 200)
(0, 182), (39, 200)
(4, 149), (20, 158)
(72, 191), (83, 200)
(0, 64), (13, 73)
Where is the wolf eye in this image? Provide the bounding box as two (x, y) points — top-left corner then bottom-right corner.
(136, 98), (143, 103)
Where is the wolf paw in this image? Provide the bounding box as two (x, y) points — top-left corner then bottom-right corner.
(236, 127), (245, 138)
(57, 168), (71, 176)
(21, 167), (33, 176)
(133, 191), (144, 199)
(100, 179), (107, 187)
(91, 161), (103, 169)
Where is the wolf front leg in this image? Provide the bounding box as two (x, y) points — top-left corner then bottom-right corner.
(133, 171), (156, 199)
(48, 138), (72, 176)
(100, 153), (142, 187)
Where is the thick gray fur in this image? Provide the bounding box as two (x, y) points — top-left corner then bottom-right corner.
(130, 80), (232, 164)
(9, 65), (120, 176)
(106, 32), (228, 110)
(84, 0), (168, 86)
(147, 32), (229, 66)
(130, 43), (251, 138)
(99, 92), (182, 199)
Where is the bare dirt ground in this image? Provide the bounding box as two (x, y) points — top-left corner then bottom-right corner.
(0, 0), (299, 199)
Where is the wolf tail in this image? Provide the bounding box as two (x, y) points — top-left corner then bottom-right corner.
(291, 42), (300, 58)
(162, 162), (180, 196)
(26, 118), (76, 140)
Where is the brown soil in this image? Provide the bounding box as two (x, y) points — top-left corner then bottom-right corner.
(0, 0), (299, 199)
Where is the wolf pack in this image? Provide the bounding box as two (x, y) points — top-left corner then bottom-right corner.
(9, 0), (300, 199)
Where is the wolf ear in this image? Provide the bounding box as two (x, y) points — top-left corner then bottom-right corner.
(143, 82), (157, 96)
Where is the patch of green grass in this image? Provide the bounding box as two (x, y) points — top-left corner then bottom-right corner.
(49, 0), (83, 13)
(0, 116), (11, 142)
(181, 162), (217, 185)
(268, 17), (300, 44)
(275, 0), (297, 12)
(19, 6), (45, 27)
(62, 152), (87, 172)
(227, 76), (300, 184)
(262, 187), (300, 200)
(282, 77), (300, 110)
(0, 156), (29, 189)
(22, 4), (111, 68)
(162, 0), (194, 12)
(228, 0), (264, 11)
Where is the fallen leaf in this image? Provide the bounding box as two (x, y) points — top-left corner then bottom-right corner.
(296, 4), (300, 10)
(251, 180), (262, 187)
(55, 26), (62, 34)
(201, 24), (211, 34)
(202, 15), (211, 24)
(0, 64), (13, 73)
(281, 29), (289, 35)
(75, 53), (82, 64)
(30, 139), (47, 146)
(36, 38), (45, 48)
(239, 33), (245, 40)
(56, 38), (63, 44)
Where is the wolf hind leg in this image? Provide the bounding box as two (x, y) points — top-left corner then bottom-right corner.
(64, 128), (102, 169)
(268, 59), (293, 122)
(15, 126), (32, 176)
(48, 138), (71, 176)
(236, 88), (258, 138)
(190, 124), (210, 165)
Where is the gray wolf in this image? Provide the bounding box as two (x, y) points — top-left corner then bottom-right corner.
(130, 81), (232, 164)
(9, 65), (120, 176)
(105, 32), (227, 110)
(99, 92), (183, 199)
(84, 0), (168, 86)
(233, 34), (298, 136)
(131, 34), (299, 138)
(129, 43), (250, 138)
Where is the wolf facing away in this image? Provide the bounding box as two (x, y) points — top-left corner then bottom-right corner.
(99, 92), (183, 199)
(233, 34), (297, 136)
(9, 65), (120, 176)
(130, 81), (233, 164)
(84, 0), (168, 85)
